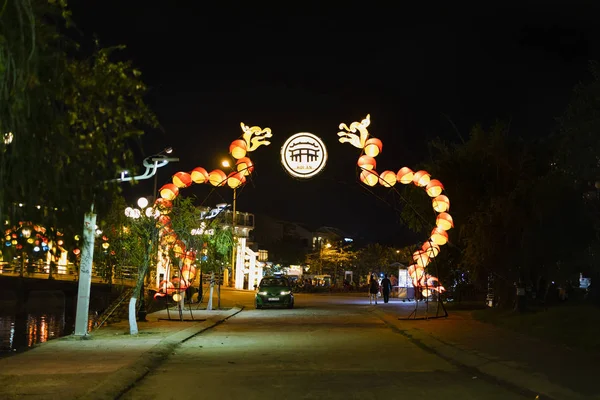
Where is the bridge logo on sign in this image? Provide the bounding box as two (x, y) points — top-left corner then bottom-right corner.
(281, 132), (328, 179)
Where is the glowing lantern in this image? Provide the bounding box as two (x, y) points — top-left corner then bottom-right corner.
(397, 167), (414, 184)
(229, 139), (247, 159)
(364, 138), (382, 157)
(191, 167), (209, 184)
(408, 264), (426, 285)
(158, 215), (171, 228)
(181, 265), (196, 281)
(430, 227), (449, 246)
(425, 179), (444, 197)
(421, 241), (440, 258)
(160, 183), (179, 201)
(208, 169), (227, 186)
(436, 212), (454, 231)
(227, 172), (246, 189)
(413, 170), (431, 187)
(432, 195), (450, 212)
(155, 198), (173, 213)
(412, 250), (430, 268)
(379, 170), (397, 187)
(172, 293), (182, 302)
(171, 277), (190, 290)
(236, 157), (254, 176)
(422, 289), (433, 297)
(357, 155), (376, 171)
(73, 248), (80, 255)
(158, 280), (175, 295)
(172, 172), (192, 188)
(360, 170), (379, 186)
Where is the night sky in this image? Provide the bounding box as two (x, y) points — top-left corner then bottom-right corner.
(68, 2), (600, 244)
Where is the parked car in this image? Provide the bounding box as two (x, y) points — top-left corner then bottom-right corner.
(255, 276), (294, 309)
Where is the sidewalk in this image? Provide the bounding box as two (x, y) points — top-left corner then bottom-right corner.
(0, 306), (242, 400)
(371, 303), (600, 400)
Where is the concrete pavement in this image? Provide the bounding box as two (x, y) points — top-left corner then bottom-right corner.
(0, 306), (242, 400)
(370, 302), (600, 400)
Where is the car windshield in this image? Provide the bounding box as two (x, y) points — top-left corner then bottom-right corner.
(260, 278), (288, 287)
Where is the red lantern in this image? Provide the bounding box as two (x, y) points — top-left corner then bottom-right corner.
(236, 157), (254, 176)
(425, 179), (444, 197)
(172, 171), (192, 188)
(73, 248), (81, 255)
(413, 170), (431, 187)
(432, 195), (450, 212)
(412, 250), (430, 267)
(191, 167), (209, 184)
(430, 227), (448, 245)
(208, 169), (227, 186)
(154, 198), (173, 212)
(436, 212), (454, 231)
(364, 138), (383, 157)
(379, 170), (397, 187)
(181, 265), (196, 280)
(158, 215), (171, 227)
(357, 155), (376, 171)
(229, 139), (247, 159)
(160, 183), (179, 201)
(421, 241), (440, 258)
(227, 172), (246, 189)
(360, 170), (379, 186)
(397, 167), (414, 184)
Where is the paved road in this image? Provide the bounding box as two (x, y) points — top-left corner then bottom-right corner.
(122, 292), (529, 400)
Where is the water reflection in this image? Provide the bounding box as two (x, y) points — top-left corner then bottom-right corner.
(0, 311), (67, 354)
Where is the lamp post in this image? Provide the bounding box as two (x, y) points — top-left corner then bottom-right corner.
(222, 160), (237, 288)
(153, 147), (175, 202)
(74, 154), (178, 337)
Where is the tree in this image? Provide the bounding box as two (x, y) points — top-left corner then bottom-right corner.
(354, 244), (391, 283)
(400, 121), (592, 307)
(1, 1), (157, 246)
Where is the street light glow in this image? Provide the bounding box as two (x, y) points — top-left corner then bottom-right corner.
(222, 160), (231, 168)
(137, 197), (149, 209)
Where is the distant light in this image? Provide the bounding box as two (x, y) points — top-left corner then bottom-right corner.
(165, 147), (173, 154)
(344, 238), (353, 242)
(222, 160), (231, 168)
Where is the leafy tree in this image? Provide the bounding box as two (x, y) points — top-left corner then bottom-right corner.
(1, 0), (157, 248)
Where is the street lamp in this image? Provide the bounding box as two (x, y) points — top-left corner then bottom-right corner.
(222, 159), (237, 287)
(75, 155), (178, 337)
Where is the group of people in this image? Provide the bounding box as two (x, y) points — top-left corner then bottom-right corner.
(368, 274), (392, 305)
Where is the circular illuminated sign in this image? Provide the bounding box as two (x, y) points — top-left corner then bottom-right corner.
(280, 132), (328, 179)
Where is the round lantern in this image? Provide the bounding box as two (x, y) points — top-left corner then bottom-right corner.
(379, 170), (397, 187)
(172, 240), (186, 255)
(357, 155), (376, 171)
(430, 227), (449, 246)
(160, 183), (179, 201)
(236, 157), (254, 176)
(191, 167), (209, 184)
(229, 139), (247, 159)
(432, 195), (450, 212)
(407, 264), (426, 285)
(425, 179), (444, 197)
(412, 250), (430, 268)
(360, 170), (379, 186)
(154, 198), (173, 213)
(158, 280), (176, 295)
(158, 215), (171, 227)
(364, 138), (382, 157)
(171, 277), (190, 290)
(421, 241), (440, 258)
(397, 167), (414, 184)
(172, 172), (192, 188)
(413, 170), (431, 187)
(227, 171), (245, 189)
(172, 293), (182, 302)
(208, 169), (227, 186)
(436, 212), (454, 231)
(181, 265), (196, 281)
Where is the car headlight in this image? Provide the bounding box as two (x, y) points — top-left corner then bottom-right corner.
(258, 291), (268, 295)
(280, 290), (291, 295)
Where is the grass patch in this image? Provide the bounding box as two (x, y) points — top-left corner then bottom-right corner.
(472, 303), (600, 352)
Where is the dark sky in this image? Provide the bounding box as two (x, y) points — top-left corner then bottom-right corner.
(68, 1), (600, 244)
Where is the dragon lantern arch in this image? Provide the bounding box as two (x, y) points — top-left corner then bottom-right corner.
(152, 115), (451, 301)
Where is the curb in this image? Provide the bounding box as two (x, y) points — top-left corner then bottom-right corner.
(370, 308), (590, 400)
(79, 306), (243, 400)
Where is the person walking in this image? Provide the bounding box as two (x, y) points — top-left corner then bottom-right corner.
(369, 274), (379, 305)
(381, 273), (392, 303)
